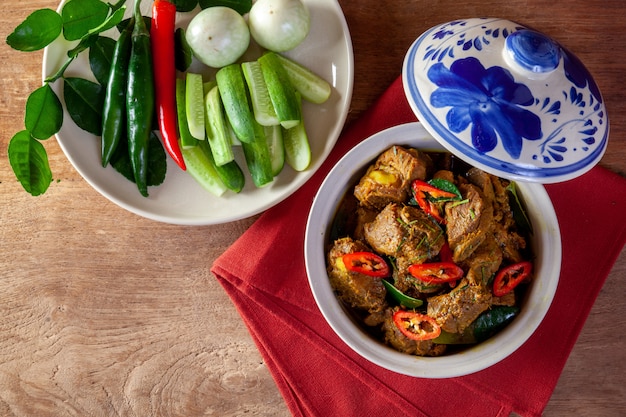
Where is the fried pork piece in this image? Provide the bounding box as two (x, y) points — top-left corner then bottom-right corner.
(433, 169), (455, 184)
(460, 235), (503, 287)
(466, 168), (527, 263)
(492, 291), (517, 307)
(380, 307), (447, 356)
(393, 269), (444, 296)
(363, 203), (445, 271)
(327, 237), (388, 313)
(427, 279), (493, 334)
(354, 146), (433, 209)
(444, 183), (494, 263)
(353, 205), (378, 242)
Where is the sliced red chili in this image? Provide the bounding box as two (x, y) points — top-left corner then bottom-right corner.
(412, 180), (458, 199)
(408, 262), (464, 284)
(392, 310), (441, 341)
(492, 261), (533, 297)
(342, 252), (390, 277)
(411, 180), (456, 223)
(438, 242), (454, 263)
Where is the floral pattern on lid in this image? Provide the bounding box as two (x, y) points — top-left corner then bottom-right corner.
(402, 18), (608, 183)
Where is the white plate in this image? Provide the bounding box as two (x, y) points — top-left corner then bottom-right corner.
(43, 0), (354, 225)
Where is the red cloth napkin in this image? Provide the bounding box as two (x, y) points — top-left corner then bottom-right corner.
(211, 76), (626, 417)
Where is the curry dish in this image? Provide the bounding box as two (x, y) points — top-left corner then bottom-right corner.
(326, 145), (533, 356)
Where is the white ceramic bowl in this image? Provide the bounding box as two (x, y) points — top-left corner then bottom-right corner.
(304, 122), (561, 378)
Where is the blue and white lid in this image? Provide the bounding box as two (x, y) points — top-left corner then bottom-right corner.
(402, 18), (608, 183)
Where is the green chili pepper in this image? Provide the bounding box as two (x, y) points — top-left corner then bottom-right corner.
(101, 18), (133, 167)
(126, 0), (154, 197)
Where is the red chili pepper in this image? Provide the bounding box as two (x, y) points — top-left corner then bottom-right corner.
(408, 262), (464, 284)
(411, 180), (456, 223)
(412, 180), (458, 199)
(392, 310), (441, 341)
(439, 242), (453, 263)
(342, 252), (390, 277)
(492, 261), (533, 297)
(151, 0), (186, 170)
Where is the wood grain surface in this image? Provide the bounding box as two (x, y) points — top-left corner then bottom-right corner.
(1, 1), (625, 416)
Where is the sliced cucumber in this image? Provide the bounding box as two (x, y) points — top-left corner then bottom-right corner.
(282, 93), (311, 171)
(258, 52), (301, 129)
(185, 72), (206, 140)
(203, 80), (217, 96)
(204, 85), (235, 166)
(201, 139), (244, 193)
(182, 139), (228, 197)
(214, 160), (245, 193)
(275, 53), (332, 104)
(242, 60), (280, 126)
(241, 121), (274, 187)
(176, 78), (198, 149)
(224, 115), (242, 146)
(264, 124), (284, 176)
(216, 64), (256, 143)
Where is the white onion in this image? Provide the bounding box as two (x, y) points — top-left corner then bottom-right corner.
(248, 0), (310, 52)
(185, 7), (250, 68)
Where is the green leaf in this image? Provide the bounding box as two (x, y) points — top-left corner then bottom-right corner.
(89, 36), (116, 86)
(61, 0), (110, 41)
(427, 178), (462, 201)
(199, 0), (252, 14)
(86, 5), (126, 36)
(8, 130), (53, 196)
(67, 33), (99, 58)
(175, 28), (193, 72)
(433, 306), (519, 345)
(6, 9), (62, 51)
(63, 77), (104, 136)
(147, 132), (167, 187)
(172, 0), (199, 12)
(381, 280), (423, 308)
(44, 34), (99, 83)
(472, 306), (519, 342)
(25, 84), (63, 140)
(110, 131), (167, 187)
(506, 182), (534, 235)
(118, 16), (151, 33)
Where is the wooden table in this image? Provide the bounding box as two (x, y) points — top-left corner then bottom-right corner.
(1, 1), (624, 416)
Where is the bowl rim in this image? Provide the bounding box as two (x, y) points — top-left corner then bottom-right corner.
(304, 122), (562, 378)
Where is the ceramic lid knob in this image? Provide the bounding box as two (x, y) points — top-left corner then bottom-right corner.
(504, 29), (561, 76)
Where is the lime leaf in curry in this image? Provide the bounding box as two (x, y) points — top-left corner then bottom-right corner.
(506, 181), (534, 235)
(427, 178), (462, 201)
(382, 280), (424, 308)
(433, 306), (519, 344)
